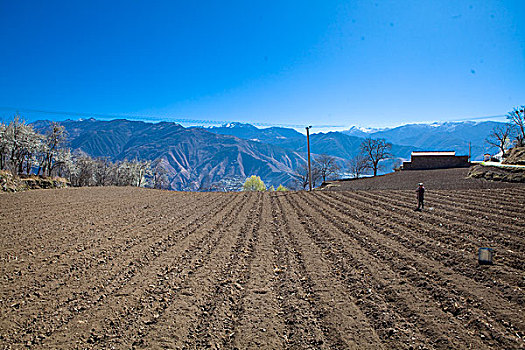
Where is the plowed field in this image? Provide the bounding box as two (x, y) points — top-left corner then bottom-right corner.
(322, 167), (525, 191)
(1, 187), (524, 349)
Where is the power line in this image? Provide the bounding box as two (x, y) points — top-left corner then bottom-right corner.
(0, 106), (343, 129)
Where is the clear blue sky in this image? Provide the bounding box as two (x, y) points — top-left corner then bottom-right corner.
(0, 1), (524, 129)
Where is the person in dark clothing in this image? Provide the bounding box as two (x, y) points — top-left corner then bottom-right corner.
(415, 183), (425, 210)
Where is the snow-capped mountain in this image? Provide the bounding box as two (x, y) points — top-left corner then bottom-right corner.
(343, 121), (506, 159)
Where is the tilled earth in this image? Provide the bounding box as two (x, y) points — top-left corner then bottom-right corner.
(0, 187), (524, 349)
(322, 167), (525, 191)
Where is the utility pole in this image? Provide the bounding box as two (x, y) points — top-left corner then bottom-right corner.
(306, 126), (312, 191)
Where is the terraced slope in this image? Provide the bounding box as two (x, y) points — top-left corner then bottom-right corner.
(1, 187), (524, 349)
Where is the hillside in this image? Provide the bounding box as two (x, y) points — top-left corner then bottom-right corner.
(208, 120), (505, 163)
(31, 118), (149, 158)
(119, 126), (306, 190)
(206, 122), (304, 144)
(32, 119), (305, 190)
(207, 124), (415, 163)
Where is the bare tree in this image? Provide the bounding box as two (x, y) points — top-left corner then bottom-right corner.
(507, 105), (525, 147)
(293, 163), (310, 190)
(346, 154), (371, 178)
(93, 157), (113, 186)
(4, 116), (25, 173)
(136, 160), (151, 187)
(152, 159), (169, 189)
(293, 163), (321, 190)
(14, 122), (41, 175)
(0, 116), (155, 188)
(116, 161), (133, 186)
(486, 124), (512, 156)
(113, 160), (151, 187)
(51, 148), (73, 178)
(360, 138), (392, 176)
(70, 152), (96, 187)
(313, 154), (340, 183)
(22, 131), (43, 175)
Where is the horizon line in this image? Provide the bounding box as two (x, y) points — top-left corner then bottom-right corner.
(0, 106), (508, 130)
(0, 106), (342, 129)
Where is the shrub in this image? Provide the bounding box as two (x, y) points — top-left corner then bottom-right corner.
(243, 175), (266, 191)
(276, 184), (288, 191)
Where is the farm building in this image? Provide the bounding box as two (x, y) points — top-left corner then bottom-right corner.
(402, 151), (470, 170)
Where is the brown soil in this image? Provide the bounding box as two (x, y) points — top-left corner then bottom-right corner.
(1, 187), (524, 349)
(323, 167), (525, 191)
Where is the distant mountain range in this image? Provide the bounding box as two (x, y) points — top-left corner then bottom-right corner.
(31, 118), (506, 190)
(342, 121), (502, 159)
(206, 123), (414, 160)
(32, 119), (306, 190)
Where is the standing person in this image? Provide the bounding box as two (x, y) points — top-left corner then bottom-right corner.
(416, 182), (425, 211)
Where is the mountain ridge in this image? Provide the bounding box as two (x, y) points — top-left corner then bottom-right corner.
(30, 118), (507, 190)
(32, 119), (306, 190)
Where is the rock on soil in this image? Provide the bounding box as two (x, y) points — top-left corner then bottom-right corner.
(503, 146), (525, 165)
(469, 164), (525, 183)
(0, 171), (69, 192)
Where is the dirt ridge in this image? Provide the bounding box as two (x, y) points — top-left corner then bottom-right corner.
(1, 187), (523, 349)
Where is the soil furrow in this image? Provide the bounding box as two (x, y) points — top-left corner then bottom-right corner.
(323, 191), (525, 294)
(443, 188), (525, 206)
(231, 193), (286, 349)
(181, 193), (262, 349)
(1, 187), (523, 349)
(349, 191), (525, 264)
(275, 193), (383, 349)
(133, 193), (259, 349)
(0, 193), (232, 330)
(6, 193), (246, 348)
(304, 193), (524, 348)
(0, 187), (156, 216)
(268, 194), (331, 349)
(428, 191), (525, 221)
(0, 188), (164, 241)
(0, 193), (225, 301)
(382, 190), (525, 232)
(286, 193), (460, 349)
(46, 193), (251, 349)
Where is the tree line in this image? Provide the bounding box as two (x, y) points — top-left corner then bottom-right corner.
(0, 115), (394, 192)
(0, 116), (157, 188)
